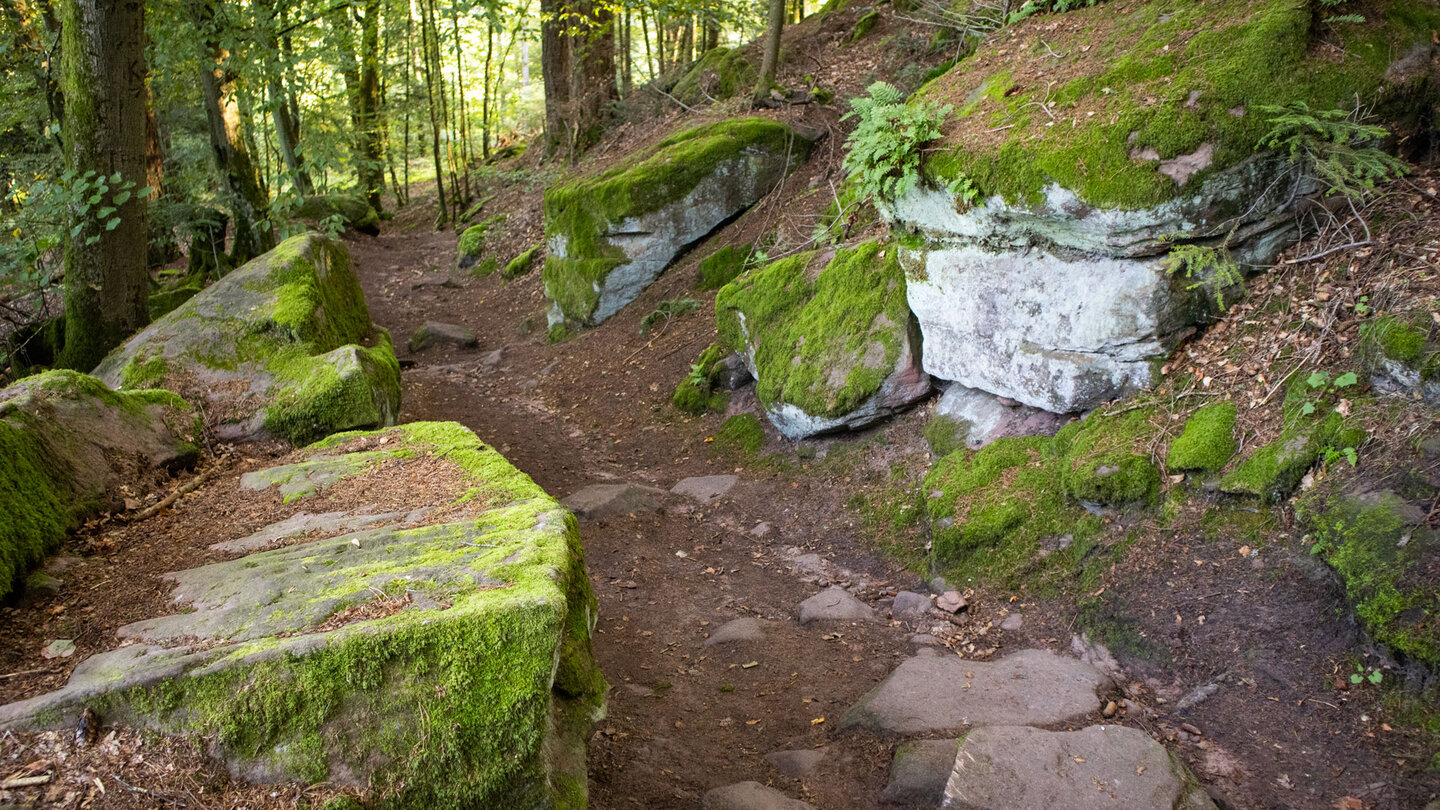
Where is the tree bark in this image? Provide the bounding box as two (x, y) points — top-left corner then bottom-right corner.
(568, 0), (615, 157)
(753, 0), (785, 105)
(540, 0), (571, 158)
(259, 0), (312, 194)
(357, 0), (385, 210)
(56, 0), (150, 370)
(192, 0), (273, 265)
(418, 0), (448, 226)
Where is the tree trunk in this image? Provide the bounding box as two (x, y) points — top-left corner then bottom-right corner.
(640, 9), (655, 81)
(57, 0), (150, 370)
(620, 8), (632, 98)
(540, 0), (572, 158)
(192, 0), (273, 265)
(753, 0), (785, 105)
(448, 1), (471, 203)
(568, 0), (615, 156)
(357, 0), (385, 210)
(679, 15), (692, 66)
(418, 0), (448, 226)
(259, 0), (312, 195)
(482, 19), (493, 159)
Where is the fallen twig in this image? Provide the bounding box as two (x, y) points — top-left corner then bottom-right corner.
(124, 469), (214, 523)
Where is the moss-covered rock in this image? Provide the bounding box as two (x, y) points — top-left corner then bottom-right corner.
(1053, 408), (1163, 507)
(893, 0), (1439, 413)
(1300, 488), (1440, 666)
(503, 244), (542, 279)
(1166, 400), (1237, 472)
(1360, 315), (1439, 405)
(672, 47), (758, 105)
(0, 370), (200, 598)
(456, 214), (508, 275)
(93, 233), (401, 445)
(696, 244), (752, 291)
(673, 343), (732, 415)
(293, 194), (381, 236)
(1220, 385), (1364, 502)
(542, 118), (812, 329)
(0, 422), (606, 809)
(716, 241), (930, 439)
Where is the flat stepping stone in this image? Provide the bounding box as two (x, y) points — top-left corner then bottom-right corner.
(212, 508), (433, 553)
(883, 739), (958, 805)
(705, 617), (766, 646)
(798, 586), (877, 625)
(840, 648), (1109, 735)
(408, 320), (478, 353)
(942, 725), (1216, 809)
(671, 474), (739, 502)
(703, 781), (815, 810)
(562, 482), (666, 519)
(765, 748), (825, 778)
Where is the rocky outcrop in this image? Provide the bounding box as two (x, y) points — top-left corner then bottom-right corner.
(292, 193), (381, 235)
(716, 241), (930, 439)
(93, 233), (401, 445)
(891, 0), (1437, 413)
(0, 422), (606, 809)
(0, 370), (200, 599)
(543, 118), (811, 329)
(931, 383), (1069, 451)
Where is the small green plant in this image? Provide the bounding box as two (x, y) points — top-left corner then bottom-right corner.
(1161, 243), (1244, 311)
(841, 81), (953, 204)
(1257, 102), (1408, 200)
(1006, 0), (1106, 24)
(639, 297), (702, 334)
(685, 363), (709, 387)
(1355, 295), (1370, 316)
(1350, 663), (1383, 686)
(1300, 370), (1358, 416)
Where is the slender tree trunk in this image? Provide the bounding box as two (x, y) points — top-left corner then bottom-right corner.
(620, 8), (632, 98)
(753, 0), (785, 105)
(260, 0), (312, 195)
(357, 0), (386, 210)
(3, 0), (64, 140)
(418, 0), (448, 226)
(402, 2), (413, 204)
(192, 0), (273, 265)
(482, 20), (493, 159)
(680, 15), (692, 66)
(640, 9), (655, 81)
(57, 0), (149, 370)
(449, 2), (471, 202)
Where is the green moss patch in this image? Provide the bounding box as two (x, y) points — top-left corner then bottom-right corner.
(919, 0), (1440, 208)
(456, 214), (508, 276)
(696, 244), (752, 291)
(502, 244), (542, 279)
(1053, 407), (1162, 507)
(715, 240), (910, 418)
(713, 413), (766, 458)
(673, 343), (732, 415)
(1166, 400), (1237, 472)
(1300, 489), (1439, 666)
(924, 414), (968, 458)
(1360, 314), (1434, 375)
(1220, 385), (1365, 502)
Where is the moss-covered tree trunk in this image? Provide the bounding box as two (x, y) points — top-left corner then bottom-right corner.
(56, 0), (150, 371)
(753, 0), (785, 105)
(192, 0), (273, 265)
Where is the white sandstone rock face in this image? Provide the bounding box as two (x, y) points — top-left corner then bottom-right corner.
(890, 156), (1303, 413)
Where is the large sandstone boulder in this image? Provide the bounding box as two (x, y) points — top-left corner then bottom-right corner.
(716, 240), (930, 438)
(543, 118), (812, 330)
(0, 422), (606, 809)
(93, 233), (401, 445)
(890, 0), (1438, 412)
(0, 370), (200, 598)
(292, 193), (381, 236)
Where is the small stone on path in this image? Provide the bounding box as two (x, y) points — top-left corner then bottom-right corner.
(999, 613), (1023, 631)
(706, 618), (765, 646)
(562, 483), (665, 519)
(883, 739), (958, 805)
(409, 321), (478, 353)
(750, 522), (772, 537)
(936, 591), (967, 613)
(41, 639), (76, 659)
(671, 475), (739, 502)
(765, 748), (826, 778)
(840, 648), (1109, 734)
(942, 725), (1216, 809)
(480, 348), (503, 369)
(703, 782), (815, 810)
(891, 591), (932, 621)
(798, 587), (877, 625)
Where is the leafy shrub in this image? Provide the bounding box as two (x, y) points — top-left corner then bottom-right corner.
(841, 81), (955, 204)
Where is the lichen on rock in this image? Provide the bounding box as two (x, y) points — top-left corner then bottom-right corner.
(0, 422), (606, 809)
(715, 240), (930, 439)
(0, 370), (200, 598)
(542, 117), (812, 329)
(93, 233), (401, 445)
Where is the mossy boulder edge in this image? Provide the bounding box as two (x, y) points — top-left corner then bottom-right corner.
(0, 370), (200, 599)
(93, 232), (401, 445)
(543, 117), (812, 329)
(0, 422), (607, 809)
(716, 240), (930, 438)
(292, 193), (381, 236)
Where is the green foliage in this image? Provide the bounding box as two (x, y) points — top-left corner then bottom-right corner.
(2, 168), (149, 287)
(1008, 0), (1108, 24)
(842, 82), (954, 204)
(672, 343), (731, 416)
(713, 414), (765, 458)
(639, 297), (702, 335)
(1257, 102), (1409, 199)
(1161, 243), (1244, 311)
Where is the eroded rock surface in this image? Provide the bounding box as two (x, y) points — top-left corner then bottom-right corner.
(0, 422), (606, 809)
